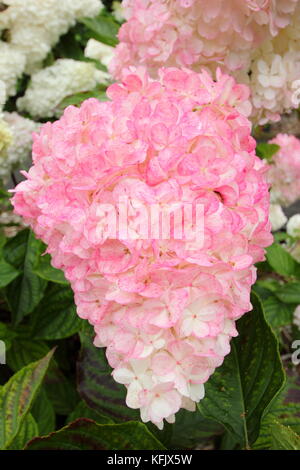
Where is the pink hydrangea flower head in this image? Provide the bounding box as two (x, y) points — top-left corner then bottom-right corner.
(12, 67), (272, 428)
(110, 0), (298, 78)
(267, 133), (300, 207)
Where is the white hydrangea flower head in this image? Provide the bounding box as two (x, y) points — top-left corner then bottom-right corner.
(112, 1), (125, 23)
(244, 46), (300, 124)
(269, 204), (287, 232)
(17, 59), (109, 118)
(0, 0), (103, 89)
(84, 39), (115, 69)
(287, 214), (300, 238)
(235, 3), (300, 124)
(0, 41), (26, 96)
(0, 79), (6, 110)
(111, 0), (300, 125)
(0, 117), (13, 174)
(0, 112), (40, 181)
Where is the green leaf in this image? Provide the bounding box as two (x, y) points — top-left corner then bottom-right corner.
(3, 334), (78, 415)
(4, 230), (47, 324)
(3, 229), (30, 268)
(271, 421), (300, 450)
(33, 253), (68, 285)
(26, 418), (165, 450)
(198, 292), (285, 449)
(266, 242), (298, 278)
(67, 401), (113, 425)
(254, 402), (300, 449)
(31, 284), (83, 340)
(45, 363), (79, 416)
(6, 336), (50, 372)
(169, 408), (223, 450)
(0, 259), (19, 287)
(253, 374), (300, 449)
(256, 143), (280, 161)
(275, 282), (300, 304)
(58, 88), (108, 111)
(0, 322), (17, 350)
(31, 389), (55, 436)
(262, 295), (295, 329)
(6, 414), (39, 450)
(77, 327), (140, 421)
(0, 350), (54, 449)
(79, 14), (120, 47)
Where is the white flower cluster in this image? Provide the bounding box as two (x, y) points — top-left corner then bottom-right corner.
(0, 42), (25, 96)
(112, 1), (125, 23)
(287, 214), (300, 238)
(0, 80), (6, 110)
(84, 39), (115, 68)
(239, 3), (300, 124)
(269, 204), (287, 232)
(0, 118), (12, 162)
(0, 112), (40, 180)
(0, 0), (103, 95)
(17, 59), (109, 118)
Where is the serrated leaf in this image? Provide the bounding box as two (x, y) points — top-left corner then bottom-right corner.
(67, 401), (113, 425)
(77, 327), (140, 422)
(6, 336), (50, 372)
(31, 389), (55, 436)
(169, 408), (222, 450)
(45, 363), (79, 416)
(79, 14), (120, 47)
(33, 253), (68, 285)
(262, 295), (295, 329)
(3, 334), (79, 416)
(198, 293), (285, 449)
(275, 282), (300, 304)
(4, 230), (47, 324)
(0, 322), (17, 350)
(266, 243), (298, 278)
(6, 414), (38, 450)
(58, 88), (108, 111)
(0, 350), (54, 449)
(271, 421), (300, 450)
(254, 374), (300, 449)
(26, 418), (165, 450)
(31, 284), (83, 340)
(0, 259), (19, 287)
(3, 229), (28, 267)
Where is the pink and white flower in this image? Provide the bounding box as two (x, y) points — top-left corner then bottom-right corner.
(12, 67), (272, 428)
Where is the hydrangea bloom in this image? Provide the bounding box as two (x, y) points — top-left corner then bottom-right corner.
(17, 59), (109, 119)
(287, 214), (300, 238)
(0, 112), (40, 181)
(84, 39), (115, 69)
(110, 0), (300, 124)
(0, 0), (103, 94)
(0, 79), (6, 110)
(0, 119), (12, 163)
(0, 42), (26, 96)
(267, 134), (300, 207)
(111, 0), (297, 78)
(239, 3), (300, 124)
(112, 0), (125, 23)
(269, 203), (287, 231)
(12, 67), (272, 428)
